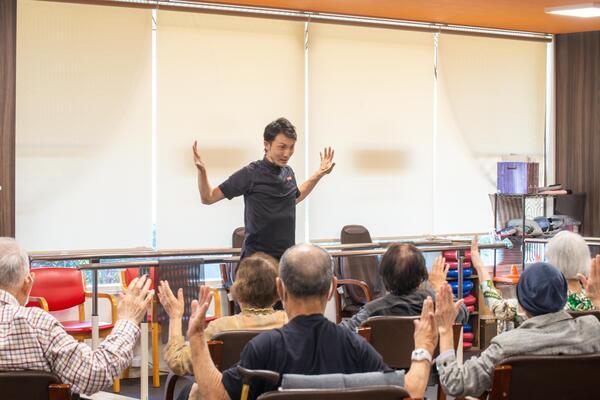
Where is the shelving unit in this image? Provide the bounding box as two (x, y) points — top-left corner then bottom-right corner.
(491, 193), (558, 274)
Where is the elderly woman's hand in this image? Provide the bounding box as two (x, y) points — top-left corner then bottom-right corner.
(188, 286), (214, 341)
(413, 296), (438, 356)
(435, 283), (464, 334)
(428, 256), (448, 294)
(579, 255), (600, 310)
(157, 280), (185, 320)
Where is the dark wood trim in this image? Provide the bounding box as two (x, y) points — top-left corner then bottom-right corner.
(555, 31), (600, 236)
(0, 0), (16, 237)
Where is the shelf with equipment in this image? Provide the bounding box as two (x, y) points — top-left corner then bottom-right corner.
(491, 193), (562, 275)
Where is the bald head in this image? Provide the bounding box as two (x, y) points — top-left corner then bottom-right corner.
(279, 244), (333, 299)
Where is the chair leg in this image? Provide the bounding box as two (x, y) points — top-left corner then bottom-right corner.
(437, 388), (446, 400)
(123, 367), (130, 379)
(152, 322), (160, 388)
(113, 377), (120, 393)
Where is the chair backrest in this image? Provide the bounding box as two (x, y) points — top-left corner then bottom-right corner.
(30, 268), (85, 311)
(554, 192), (587, 230)
(362, 316), (461, 370)
(0, 371), (70, 400)
(233, 226), (246, 249)
(210, 330), (264, 370)
(122, 267), (156, 289)
(362, 316), (418, 369)
(339, 225), (384, 303)
(568, 310), (600, 321)
(258, 386), (410, 400)
(489, 353), (600, 400)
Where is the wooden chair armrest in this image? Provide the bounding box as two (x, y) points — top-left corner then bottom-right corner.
(49, 383), (71, 400)
(357, 326), (372, 342)
(85, 292), (118, 324)
(337, 279), (372, 302)
(28, 296), (49, 312)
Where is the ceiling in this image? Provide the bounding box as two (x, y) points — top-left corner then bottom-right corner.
(190, 0), (600, 34)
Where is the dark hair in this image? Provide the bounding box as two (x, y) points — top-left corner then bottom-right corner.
(230, 252), (279, 308)
(263, 117), (297, 143)
(279, 244), (333, 299)
(380, 244), (428, 296)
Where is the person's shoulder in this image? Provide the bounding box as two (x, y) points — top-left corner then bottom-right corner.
(7, 304), (59, 331)
(573, 314), (600, 330)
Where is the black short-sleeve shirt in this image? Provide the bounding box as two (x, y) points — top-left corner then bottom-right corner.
(221, 314), (388, 400)
(219, 158), (300, 259)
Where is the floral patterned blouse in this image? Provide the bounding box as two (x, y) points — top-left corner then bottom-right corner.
(565, 289), (595, 311)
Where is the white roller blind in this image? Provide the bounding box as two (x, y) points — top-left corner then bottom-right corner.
(308, 24), (435, 240)
(156, 11), (305, 248)
(16, 0), (152, 251)
(434, 34), (547, 233)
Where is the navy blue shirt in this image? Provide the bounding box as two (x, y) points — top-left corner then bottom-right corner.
(221, 314), (388, 400)
(219, 158), (300, 259)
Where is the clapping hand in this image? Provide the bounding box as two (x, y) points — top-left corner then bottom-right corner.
(435, 283), (464, 334)
(413, 297), (438, 355)
(118, 275), (154, 324)
(187, 285), (214, 340)
(157, 281), (185, 320)
(428, 256), (449, 294)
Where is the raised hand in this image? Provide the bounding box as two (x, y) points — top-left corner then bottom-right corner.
(157, 280), (185, 320)
(192, 141), (206, 171)
(578, 255), (600, 309)
(318, 147), (335, 176)
(428, 256), (448, 293)
(470, 237), (484, 273)
(435, 283), (464, 334)
(187, 285), (214, 340)
(414, 296), (438, 355)
(118, 275), (154, 324)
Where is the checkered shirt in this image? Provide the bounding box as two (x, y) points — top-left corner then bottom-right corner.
(0, 289), (139, 395)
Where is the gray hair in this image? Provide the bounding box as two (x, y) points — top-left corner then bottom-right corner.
(279, 244), (333, 298)
(0, 238), (30, 289)
(545, 231), (590, 279)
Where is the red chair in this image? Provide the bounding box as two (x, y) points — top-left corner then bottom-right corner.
(27, 267), (119, 392)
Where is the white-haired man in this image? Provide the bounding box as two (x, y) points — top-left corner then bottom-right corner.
(0, 237), (154, 395)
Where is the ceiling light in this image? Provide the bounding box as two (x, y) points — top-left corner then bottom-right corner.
(545, 3), (600, 17)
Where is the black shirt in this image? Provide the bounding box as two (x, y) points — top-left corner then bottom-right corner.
(219, 158), (300, 259)
(221, 314), (388, 400)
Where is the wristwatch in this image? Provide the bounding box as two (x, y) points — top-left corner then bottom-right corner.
(411, 348), (433, 363)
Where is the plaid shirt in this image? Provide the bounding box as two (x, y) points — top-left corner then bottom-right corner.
(0, 289), (139, 395)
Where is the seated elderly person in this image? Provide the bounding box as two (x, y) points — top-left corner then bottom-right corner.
(159, 252), (287, 400)
(340, 243), (468, 331)
(474, 231), (594, 322)
(435, 260), (600, 398)
(0, 237), (153, 395)
(185, 244), (439, 400)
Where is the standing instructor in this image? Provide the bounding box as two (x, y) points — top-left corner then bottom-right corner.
(193, 117), (335, 259)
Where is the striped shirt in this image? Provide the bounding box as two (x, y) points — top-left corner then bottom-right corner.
(0, 289), (139, 395)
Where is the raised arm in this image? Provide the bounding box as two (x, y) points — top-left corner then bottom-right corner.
(158, 280), (194, 376)
(296, 147), (335, 204)
(404, 296), (437, 399)
(188, 286), (230, 400)
(46, 276), (153, 395)
(193, 141), (225, 205)
(471, 238), (517, 321)
(578, 254), (600, 310)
